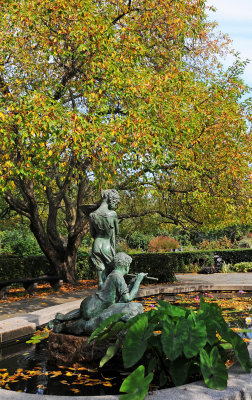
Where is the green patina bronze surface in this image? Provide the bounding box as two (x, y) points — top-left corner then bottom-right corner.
(49, 252), (146, 335)
(89, 189), (120, 289)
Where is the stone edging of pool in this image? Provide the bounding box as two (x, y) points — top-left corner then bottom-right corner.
(0, 343), (251, 400)
(0, 282), (251, 343)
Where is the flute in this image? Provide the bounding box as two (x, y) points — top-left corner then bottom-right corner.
(127, 273), (158, 281)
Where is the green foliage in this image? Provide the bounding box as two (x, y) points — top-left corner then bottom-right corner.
(91, 299), (251, 393)
(122, 314), (154, 368)
(130, 253), (177, 282)
(147, 236), (180, 252)
(189, 224), (252, 245)
(161, 319), (189, 361)
(232, 262), (252, 272)
(119, 365), (153, 400)
(127, 232), (153, 251)
(221, 262), (233, 273)
(200, 347), (228, 390)
(100, 339), (121, 368)
(26, 328), (50, 344)
(0, 248), (251, 282)
(237, 238), (252, 249)
(88, 313), (125, 343)
(0, 230), (42, 256)
(76, 251), (95, 280)
(211, 249), (252, 264)
(0, 255), (53, 280)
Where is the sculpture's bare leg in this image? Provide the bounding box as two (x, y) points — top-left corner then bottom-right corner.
(55, 310), (80, 321)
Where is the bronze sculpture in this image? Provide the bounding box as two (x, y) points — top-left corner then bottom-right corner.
(89, 189), (120, 289)
(48, 253), (146, 335)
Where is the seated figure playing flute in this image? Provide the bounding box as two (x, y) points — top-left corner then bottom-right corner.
(48, 252), (157, 335)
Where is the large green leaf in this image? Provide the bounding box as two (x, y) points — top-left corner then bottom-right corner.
(200, 347), (228, 390)
(197, 300), (221, 345)
(96, 321), (126, 343)
(183, 317), (207, 358)
(230, 333), (251, 373)
(120, 365), (153, 400)
(88, 313), (124, 343)
(122, 314), (154, 368)
(214, 317), (251, 373)
(125, 312), (148, 329)
(161, 319), (188, 361)
(158, 300), (187, 319)
(169, 356), (190, 386)
(99, 338), (121, 368)
(148, 333), (163, 354)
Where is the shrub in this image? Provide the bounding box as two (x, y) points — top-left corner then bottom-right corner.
(126, 232), (153, 251)
(197, 236), (235, 250)
(147, 236), (180, 252)
(116, 237), (132, 253)
(210, 249), (252, 265)
(131, 249), (251, 278)
(0, 255), (53, 280)
(77, 251), (96, 280)
(0, 230), (42, 256)
(130, 253), (177, 282)
(237, 238), (252, 249)
(0, 249), (251, 282)
(232, 262), (252, 273)
(221, 262), (233, 273)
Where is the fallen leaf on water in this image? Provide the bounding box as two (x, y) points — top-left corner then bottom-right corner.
(70, 388), (80, 393)
(102, 381), (113, 387)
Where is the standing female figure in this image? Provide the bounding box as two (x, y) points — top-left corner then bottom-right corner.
(89, 189), (120, 289)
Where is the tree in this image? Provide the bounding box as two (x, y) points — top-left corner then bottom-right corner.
(0, 0), (251, 281)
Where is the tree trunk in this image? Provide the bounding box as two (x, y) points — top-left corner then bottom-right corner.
(4, 177), (92, 284)
(45, 246), (79, 284)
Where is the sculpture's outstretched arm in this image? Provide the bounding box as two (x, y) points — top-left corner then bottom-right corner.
(121, 273), (147, 302)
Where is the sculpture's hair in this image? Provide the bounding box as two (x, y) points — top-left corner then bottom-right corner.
(101, 189), (120, 203)
(114, 252), (132, 269)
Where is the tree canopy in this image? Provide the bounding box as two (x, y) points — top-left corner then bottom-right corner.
(0, 0), (251, 280)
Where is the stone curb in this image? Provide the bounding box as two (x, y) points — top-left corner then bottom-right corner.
(138, 284), (252, 297)
(0, 344), (251, 400)
(0, 300), (82, 344)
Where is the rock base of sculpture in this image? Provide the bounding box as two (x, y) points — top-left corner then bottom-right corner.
(48, 332), (115, 365)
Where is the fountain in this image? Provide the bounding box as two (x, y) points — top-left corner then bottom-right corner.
(47, 189), (148, 364)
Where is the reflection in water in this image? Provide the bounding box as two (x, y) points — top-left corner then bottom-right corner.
(0, 340), (121, 396)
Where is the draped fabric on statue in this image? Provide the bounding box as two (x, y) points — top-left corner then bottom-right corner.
(89, 211), (117, 272)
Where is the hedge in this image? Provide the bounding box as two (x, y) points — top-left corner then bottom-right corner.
(0, 248), (251, 283)
(130, 253), (177, 282)
(0, 255), (53, 281)
(130, 248), (252, 282)
(0, 252), (91, 281)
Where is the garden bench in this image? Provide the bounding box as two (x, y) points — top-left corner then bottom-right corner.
(0, 275), (64, 299)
